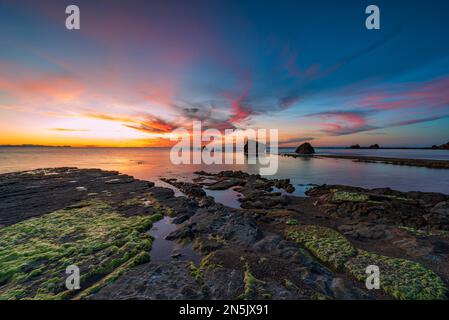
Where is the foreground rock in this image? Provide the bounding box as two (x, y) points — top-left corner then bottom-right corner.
(0, 168), (198, 300)
(1, 168), (448, 300)
(0, 168), (158, 226)
(153, 170), (449, 300)
(307, 185), (449, 230)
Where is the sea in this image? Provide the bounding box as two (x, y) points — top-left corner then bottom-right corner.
(0, 147), (449, 195)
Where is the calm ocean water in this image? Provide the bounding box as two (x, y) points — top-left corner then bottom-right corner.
(0, 147), (449, 195)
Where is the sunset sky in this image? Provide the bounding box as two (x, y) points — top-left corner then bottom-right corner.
(1, 0), (449, 147)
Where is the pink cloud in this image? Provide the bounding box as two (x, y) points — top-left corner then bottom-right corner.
(0, 73), (84, 103)
(307, 111), (375, 136)
(358, 76), (449, 111)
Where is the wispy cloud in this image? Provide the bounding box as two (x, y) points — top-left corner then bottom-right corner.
(49, 128), (89, 132)
(279, 136), (315, 146)
(356, 76), (449, 111)
(388, 114), (449, 127)
(82, 112), (176, 134)
(306, 111), (377, 136)
(123, 115), (176, 134)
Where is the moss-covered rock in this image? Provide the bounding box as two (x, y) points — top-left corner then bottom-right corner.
(238, 263), (267, 300)
(286, 225), (357, 270)
(287, 224), (447, 299)
(286, 219), (299, 226)
(345, 250), (447, 300)
(332, 191), (369, 203)
(0, 199), (161, 300)
(188, 253), (223, 285)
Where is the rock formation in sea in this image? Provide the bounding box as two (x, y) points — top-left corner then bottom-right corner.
(244, 140), (266, 155)
(350, 144), (361, 149)
(369, 144), (380, 149)
(295, 142), (315, 154)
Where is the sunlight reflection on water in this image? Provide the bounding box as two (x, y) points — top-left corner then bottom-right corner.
(1, 147), (449, 194)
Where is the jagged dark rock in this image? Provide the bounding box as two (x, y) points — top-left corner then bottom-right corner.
(295, 143), (315, 154)
(2, 168), (448, 300)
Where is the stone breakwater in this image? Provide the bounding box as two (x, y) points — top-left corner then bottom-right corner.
(0, 168), (448, 300)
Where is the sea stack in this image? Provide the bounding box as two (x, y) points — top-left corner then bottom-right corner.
(295, 142), (315, 155)
(244, 140), (266, 155)
(350, 144), (361, 149)
(369, 144), (380, 149)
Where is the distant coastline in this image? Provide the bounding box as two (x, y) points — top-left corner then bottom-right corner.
(1, 145), (448, 150)
(282, 153), (449, 169)
(0, 145), (72, 148)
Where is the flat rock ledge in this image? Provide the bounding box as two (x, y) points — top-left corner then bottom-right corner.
(1, 168), (448, 300)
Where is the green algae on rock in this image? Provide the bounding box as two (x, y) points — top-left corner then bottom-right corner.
(238, 263), (268, 300)
(345, 250), (447, 300)
(287, 224), (447, 300)
(188, 253), (224, 285)
(0, 199), (162, 300)
(286, 219), (299, 226)
(286, 225), (357, 270)
(332, 191), (370, 203)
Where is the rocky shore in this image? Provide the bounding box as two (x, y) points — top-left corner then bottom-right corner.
(283, 153), (449, 169)
(1, 168), (448, 300)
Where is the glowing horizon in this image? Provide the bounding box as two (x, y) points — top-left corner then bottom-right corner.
(1, 0), (449, 148)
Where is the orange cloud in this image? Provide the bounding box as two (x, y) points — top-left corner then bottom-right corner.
(81, 112), (176, 134)
(49, 128), (89, 132)
(0, 73), (84, 103)
(140, 79), (177, 107)
(123, 115), (176, 133)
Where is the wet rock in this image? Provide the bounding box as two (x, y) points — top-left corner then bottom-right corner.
(307, 185), (449, 230)
(207, 178), (244, 190)
(92, 261), (204, 300)
(4, 168), (448, 300)
(431, 201), (449, 215)
(202, 268), (244, 299)
(431, 240), (449, 255)
(330, 278), (371, 300)
(198, 196), (215, 208)
(172, 213), (193, 224)
(166, 226), (195, 240)
(273, 179), (295, 193)
(338, 223), (387, 240)
(105, 176), (135, 184)
(160, 179), (206, 198)
(0, 168), (155, 226)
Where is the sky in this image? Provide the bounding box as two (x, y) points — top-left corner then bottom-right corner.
(1, 0), (449, 147)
